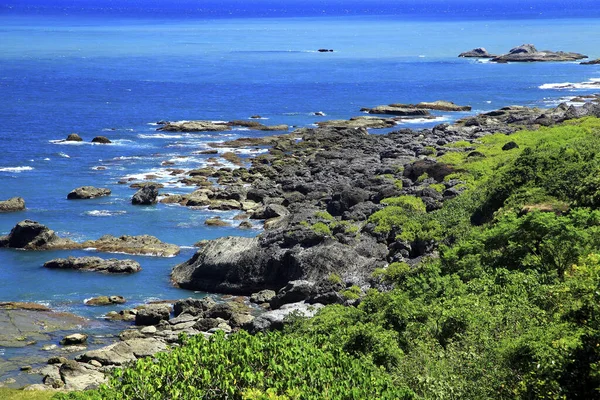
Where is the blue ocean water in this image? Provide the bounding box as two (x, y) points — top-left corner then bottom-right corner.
(1, 0), (600, 383)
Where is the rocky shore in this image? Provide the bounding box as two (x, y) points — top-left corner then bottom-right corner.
(5, 96), (600, 392)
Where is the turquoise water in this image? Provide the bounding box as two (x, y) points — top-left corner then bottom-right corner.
(1, 1), (600, 382)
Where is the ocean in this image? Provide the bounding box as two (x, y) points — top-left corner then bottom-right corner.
(0, 0), (599, 385)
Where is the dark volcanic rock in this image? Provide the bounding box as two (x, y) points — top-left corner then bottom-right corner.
(67, 186), (111, 200)
(44, 256), (141, 274)
(91, 136), (111, 144)
(132, 184), (159, 205)
(66, 133), (83, 142)
(0, 197), (25, 212)
(0, 220), (78, 250)
(173, 297), (217, 317)
(459, 47), (496, 58)
(581, 58), (600, 65)
(492, 44), (587, 63)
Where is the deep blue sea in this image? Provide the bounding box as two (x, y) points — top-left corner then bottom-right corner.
(1, 0), (600, 384)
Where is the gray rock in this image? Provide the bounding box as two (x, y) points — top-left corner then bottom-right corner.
(173, 297), (217, 317)
(44, 256), (141, 274)
(67, 186), (111, 200)
(60, 333), (88, 345)
(246, 302), (324, 333)
(0, 197), (25, 212)
(0, 220), (78, 250)
(59, 360), (106, 391)
(250, 289), (277, 304)
(81, 234), (180, 257)
(270, 280), (315, 309)
(492, 44), (587, 62)
(459, 47), (496, 58)
(77, 338), (167, 366)
(135, 304), (171, 326)
(132, 184), (159, 205)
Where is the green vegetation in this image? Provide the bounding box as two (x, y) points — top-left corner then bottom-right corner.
(0, 389), (53, 400)
(57, 118), (600, 399)
(55, 331), (413, 400)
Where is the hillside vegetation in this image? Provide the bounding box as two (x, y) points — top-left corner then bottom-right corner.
(56, 118), (600, 399)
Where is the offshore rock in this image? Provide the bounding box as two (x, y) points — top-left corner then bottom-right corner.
(67, 186), (111, 200)
(91, 136), (111, 144)
(158, 120), (231, 132)
(360, 105), (431, 116)
(316, 116), (397, 129)
(390, 100), (472, 112)
(82, 234), (180, 257)
(65, 133), (83, 142)
(0, 197), (25, 212)
(458, 47), (496, 58)
(132, 184), (159, 205)
(581, 58), (600, 65)
(491, 44), (587, 62)
(44, 256), (141, 274)
(0, 220), (78, 250)
(84, 296), (126, 306)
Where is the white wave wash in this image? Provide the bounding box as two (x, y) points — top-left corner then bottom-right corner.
(539, 78), (600, 90)
(84, 210), (127, 217)
(0, 166), (34, 172)
(401, 116), (451, 124)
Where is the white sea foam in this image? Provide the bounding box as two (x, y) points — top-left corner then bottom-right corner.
(84, 210), (127, 217)
(0, 166), (33, 172)
(401, 116), (450, 124)
(138, 133), (183, 139)
(540, 78), (600, 90)
(44, 158), (51, 161)
(58, 152), (70, 158)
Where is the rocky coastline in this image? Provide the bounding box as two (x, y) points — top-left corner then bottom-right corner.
(3, 96), (600, 392)
(459, 44), (588, 62)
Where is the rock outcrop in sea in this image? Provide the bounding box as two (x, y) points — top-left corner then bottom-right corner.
(44, 256), (141, 274)
(458, 47), (496, 58)
(491, 44), (587, 62)
(67, 186), (111, 200)
(0, 220), (179, 256)
(0, 197), (25, 212)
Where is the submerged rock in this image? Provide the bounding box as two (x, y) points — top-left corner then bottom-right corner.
(67, 186), (111, 200)
(84, 296), (126, 306)
(0, 197), (25, 212)
(44, 256), (141, 274)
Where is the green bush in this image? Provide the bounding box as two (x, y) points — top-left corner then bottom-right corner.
(55, 331), (413, 400)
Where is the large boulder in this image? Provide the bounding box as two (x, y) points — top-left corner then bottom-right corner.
(59, 360), (106, 391)
(135, 304), (171, 326)
(91, 136), (111, 144)
(0, 220), (77, 250)
(173, 297), (217, 317)
(44, 256), (141, 274)
(0, 197), (25, 212)
(132, 184), (159, 205)
(171, 234), (382, 295)
(67, 186), (111, 200)
(65, 133), (83, 142)
(77, 338), (168, 366)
